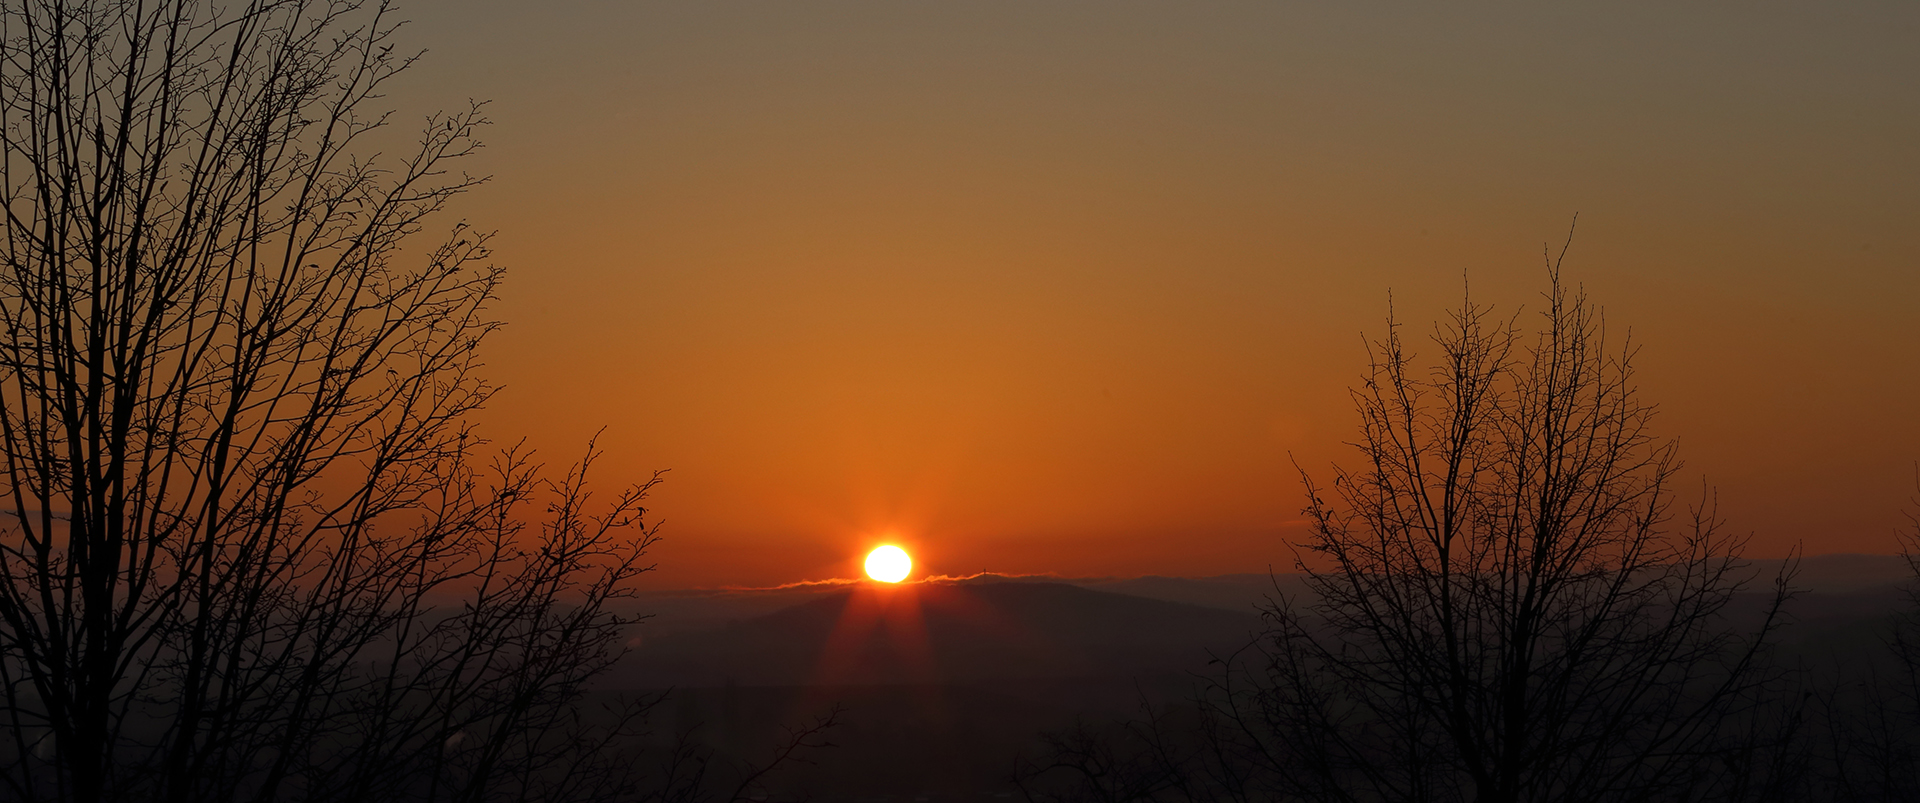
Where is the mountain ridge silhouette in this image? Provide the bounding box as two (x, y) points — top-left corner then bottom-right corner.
(609, 580), (1262, 688)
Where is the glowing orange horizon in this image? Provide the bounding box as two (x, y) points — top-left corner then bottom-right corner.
(446, 4), (1918, 589)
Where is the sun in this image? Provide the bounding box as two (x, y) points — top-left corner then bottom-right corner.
(864, 545), (912, 583)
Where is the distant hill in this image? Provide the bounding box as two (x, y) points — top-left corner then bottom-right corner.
(608, 581), (1263, 688)
(623, 553), (1914, 636)
(1759, 553), (1914, 593)
(605, 558), (1919, 802)
(611, 554), (1916, 687)
(1075, 573), (1307, 612)
(1079, 554), (1916, 611)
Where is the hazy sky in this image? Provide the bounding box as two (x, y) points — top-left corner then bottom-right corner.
(393, 1), (1918, 587)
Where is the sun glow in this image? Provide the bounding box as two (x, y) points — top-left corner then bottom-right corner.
(864, 545), (912, 583)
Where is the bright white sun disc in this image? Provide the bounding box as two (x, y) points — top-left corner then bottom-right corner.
(865, 545), (912, 583)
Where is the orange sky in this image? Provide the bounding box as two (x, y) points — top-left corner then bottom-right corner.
(392, 2), (1920, 587)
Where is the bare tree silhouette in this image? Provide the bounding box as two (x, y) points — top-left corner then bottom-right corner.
(0, 1), (838, 801)
(1023, 250), (1797, 803)
(1231, 251), (1793, 803)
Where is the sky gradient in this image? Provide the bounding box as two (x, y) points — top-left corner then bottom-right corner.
(395, 1), (1918, 587)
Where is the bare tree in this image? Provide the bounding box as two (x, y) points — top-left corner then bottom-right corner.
(1210, 252), (1795, 803)
(0, 1), (690, 801)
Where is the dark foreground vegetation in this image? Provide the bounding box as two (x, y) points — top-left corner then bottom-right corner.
(1, 1), (1915, 802)
(1018, 559), (1920, 803)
